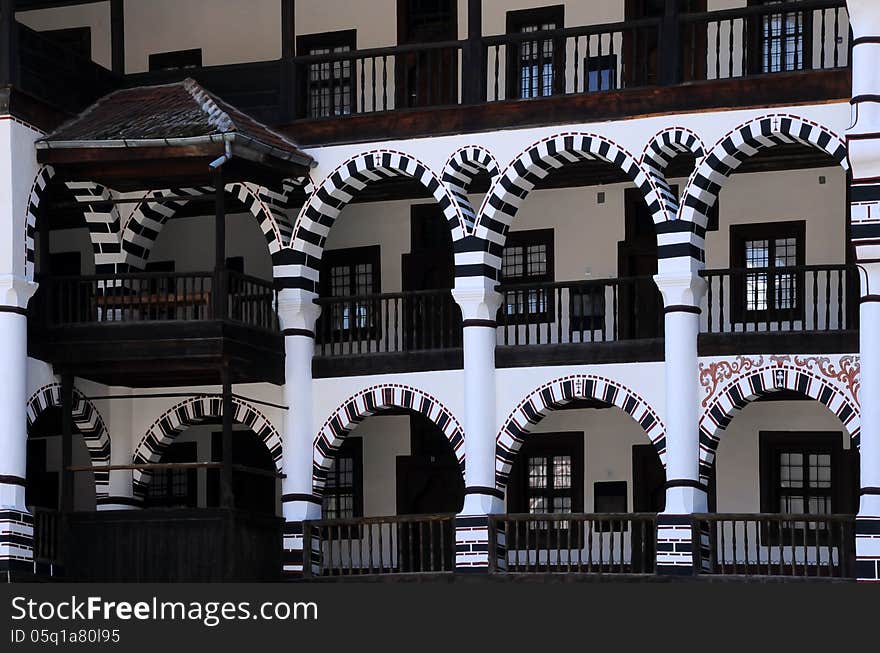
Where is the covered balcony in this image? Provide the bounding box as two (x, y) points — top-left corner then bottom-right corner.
(3, 1), (852, 142)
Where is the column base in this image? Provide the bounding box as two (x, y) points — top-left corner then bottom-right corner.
(0, 507), (34, 576)
(656, 514), (705, 576)
(455, 489), (504, 573)
(282, 495), (322, 579)
(856, 510), (880, 582)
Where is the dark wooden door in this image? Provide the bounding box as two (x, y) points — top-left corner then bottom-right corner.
(631, 444), (665, 572)
(396, 414), (464, 571)
(209, 430), (276, 515)
(618, 189), (663, 340)
(402, 204), (460, 349)
(397, 0), (458, 108)
(624, 0), (707, 85)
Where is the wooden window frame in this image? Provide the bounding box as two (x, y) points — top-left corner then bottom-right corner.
(508, 432), (584, 545)
(322, 437), (364, 539)
(148, 48), (202, 72)
(500, 228), (555, 325)
(729, 220), (806, 324)
(759, 431), (847, 545)
(297, 29), (358, 118)
(746, 1), (814, 75)
(144, 441), (198, 509)
(505, 5), (566, 100)
(319, 245), (382, 339)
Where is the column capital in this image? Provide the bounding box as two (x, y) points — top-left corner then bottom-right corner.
(452, 276), (502, 322)
(277, 288), (321, 333)
(0, 274), (37, 311)
(856, 262), (880, 298)
(653, 270), (706, 309)
(847, 0), (880, 39)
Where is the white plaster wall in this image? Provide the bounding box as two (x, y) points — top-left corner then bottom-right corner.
(354, 415), (411, 517)
(0, 119), (40, 280)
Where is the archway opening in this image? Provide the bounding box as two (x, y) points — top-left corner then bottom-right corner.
(27, 406), (96, 512)
(499, 400), (665, 573)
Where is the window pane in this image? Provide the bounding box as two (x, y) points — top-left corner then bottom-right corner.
(552, 455), (571, 489)
(528, 456), (547, 489)
(745, 240), (769, 268)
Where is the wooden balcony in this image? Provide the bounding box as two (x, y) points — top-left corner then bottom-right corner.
(699, 264), (860, 355)
(28, 270), (283, 386)
(3, 2), (852, 142)
(297, 512), (856, 581)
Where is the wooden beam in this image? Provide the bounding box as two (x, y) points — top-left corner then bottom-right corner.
(281, 0), (295, 58)
(110, 0), (124, 74)
(0, 0), (17, 87)
(213, 164), (227, 321)
(220, 363), (234, 510)
(462, 0), (484, 104)
(60, 373), (75, 514)
(280, 0), (298, 121)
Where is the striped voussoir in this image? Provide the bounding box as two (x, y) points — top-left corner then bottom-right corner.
(123, 183), (292, 270)
(495, 374), (666, 491)
(642, 127), (707, 177)
(698, 363), (860, 485)
(442, 145), (500, 233)
(132, 395), (282, 497)
(26, 383), (111, 498)
(284, 150), (467, 292)
(473, 133), (673, 281)
(849, 120), (880, 263)
(313, 384), (465, 494)
(681, 114), (848, 231)
(25, 165), (55, 282)
(64, 181), (124, 275)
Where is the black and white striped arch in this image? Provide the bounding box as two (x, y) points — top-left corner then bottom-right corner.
(132, 395), (282, 497)
(27, 383), (111, 499)
(495, 374), (666, 491)
(283, 150), (468, 293)
(698, 363), (860, 485)
(313, 384), (465, 495)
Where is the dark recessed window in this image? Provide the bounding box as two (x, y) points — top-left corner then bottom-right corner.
(322, 438), (363, 521)
(145, 442), (197, 509)
(298, 30), (357, 118)
(42, 26), (92, 60)
(501, 228), (554, 323)
(585, 54), (617, 92)
(749, 1), (812, 74)
(506, 5), (565, 99)
(759, 432), (855, 543)
(509, 433), (583, 539)
(149, 48), (203, 72)
(730, 221), (805, 323)
(319, 245), (381, 336)
(594, 481), (628, 532)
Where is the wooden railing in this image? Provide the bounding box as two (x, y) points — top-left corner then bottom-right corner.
(314, 289), (461, 356)
(700, 264), (858, 334)
(484, 18), (663, 102)
(302, 514), (456, 577)
(32, 508), (63, 567)
(36, 270), (278, 332)
(680, 0), (849, 82)
(490, 513), (658, 574)
(694, 513), (856, 578)
(497, 276), (663, 346)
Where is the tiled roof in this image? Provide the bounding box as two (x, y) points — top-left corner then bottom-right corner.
(39, 78), (312, 164)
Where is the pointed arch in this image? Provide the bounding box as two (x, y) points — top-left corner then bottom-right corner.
(495, 374), (666, 491)
(698, 355), (860, 484)
(313, 384), (465, 495)
(132, 395), (282, 497)
(680, 114), (849, 230)
(27, 383), (111, 499)
(285, 150), (468, 293)
(472, 133), (675, 280)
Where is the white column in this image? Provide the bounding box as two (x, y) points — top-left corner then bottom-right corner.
(100, 387), (137, 510)
(277, 288), (321, 577)
(653, 266), (707, 574)
(846, 0), (880, 582)
(0, 275), (36, 572)
(451, 276), (502, 572)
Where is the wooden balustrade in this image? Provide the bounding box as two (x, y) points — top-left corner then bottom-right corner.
(497, 276), (663, 346)
(36, 270), (278, 332)
(302, 514), (456, 577)
(490, 513), (658, 574)
(693, 513), (856, 578)
(314, 289), (461, 356)
(700, 264), (858, 334)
